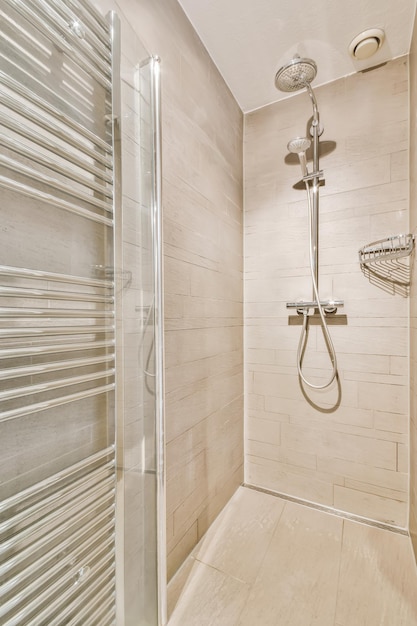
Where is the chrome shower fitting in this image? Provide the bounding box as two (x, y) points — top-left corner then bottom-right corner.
(275, 56), (317, 92)
(276, 56), (344, 390)
(287, 137), (311, 178)
(275, 55), (320, 128)
(287, 137), (311, 153)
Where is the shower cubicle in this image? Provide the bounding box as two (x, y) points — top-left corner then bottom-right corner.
(0, 0), (165, 624)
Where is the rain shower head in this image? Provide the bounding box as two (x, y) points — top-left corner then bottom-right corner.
(275, 56), (317, 92)
(287, 137), (311, 177)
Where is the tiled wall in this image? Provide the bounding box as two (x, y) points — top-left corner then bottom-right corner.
(410, 12), (417, 560)
(95, 0), (244, 579)
(244, 57), (409, 527)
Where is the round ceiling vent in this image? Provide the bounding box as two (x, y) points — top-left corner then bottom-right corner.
(348, 28), (385, 60)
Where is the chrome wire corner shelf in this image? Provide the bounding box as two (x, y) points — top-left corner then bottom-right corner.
(359, 233), (415, 296)
(359, 233), (414, 265)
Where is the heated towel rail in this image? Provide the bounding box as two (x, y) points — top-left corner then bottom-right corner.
(0, 0), (119, 623)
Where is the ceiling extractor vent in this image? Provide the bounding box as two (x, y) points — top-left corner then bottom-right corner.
(348, 28), (385, 60)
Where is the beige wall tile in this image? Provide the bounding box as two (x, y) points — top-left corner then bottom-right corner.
(311, 180), (407, 217)
(334, 485), (407, 526)
(172, 487), (210, 541)
(246, 393), (265, 410)
(167, 556), (195, 619)
(246, 458), (335, 506)
(344, 370), (407, 386)
(390, 355), (408, 375)
(196, 464), (244, 541)
(166, 450), (207, 517)
(374, 411), (408, 434)
(266, 396), (374, 429)
(246, 416), (281, 445)
(317, 456), (407, 493)
(391, 150), (408, 182)
(167, 521), (198, 582)
(246, 348), (276, 364)
(165, 367), (242, 443)
(344, 478), (407, 503)
(281, 423), (397, 470)
(166, 394), (243, 567)
(165, 349), (243, 393)
(165, 326), (242, 368)
(247, 407), (290, 423)
(398, 443), (409, 473)
(358, 381), (408, 414)
(247, 439), (317, 470)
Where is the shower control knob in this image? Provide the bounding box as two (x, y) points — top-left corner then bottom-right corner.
(323, 303), (337, 314)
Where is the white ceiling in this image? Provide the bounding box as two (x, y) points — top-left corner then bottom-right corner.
(177, 0), (417, 112)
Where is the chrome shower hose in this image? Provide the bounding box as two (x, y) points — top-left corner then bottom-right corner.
(296, 181), (338, 389)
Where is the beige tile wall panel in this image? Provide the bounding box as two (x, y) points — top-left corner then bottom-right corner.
(245, 56), (409, 528)
(102, 0), (244, 578)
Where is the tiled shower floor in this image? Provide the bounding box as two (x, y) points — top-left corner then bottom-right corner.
(167, 487), (417, 625)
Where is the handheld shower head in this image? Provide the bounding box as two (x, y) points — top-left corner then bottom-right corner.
(287, 137), (311, 154)
(287, 137), (311, 177)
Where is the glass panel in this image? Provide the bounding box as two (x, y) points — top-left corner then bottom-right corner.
(115, 14), (162, 625)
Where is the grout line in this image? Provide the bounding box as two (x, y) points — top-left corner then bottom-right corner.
(407, 532), (417, 578)
(192, 557), (251, 587)
(244, 483), (409, 535)
(332, 517), (345, 625)
(232, 498), (288, 626)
